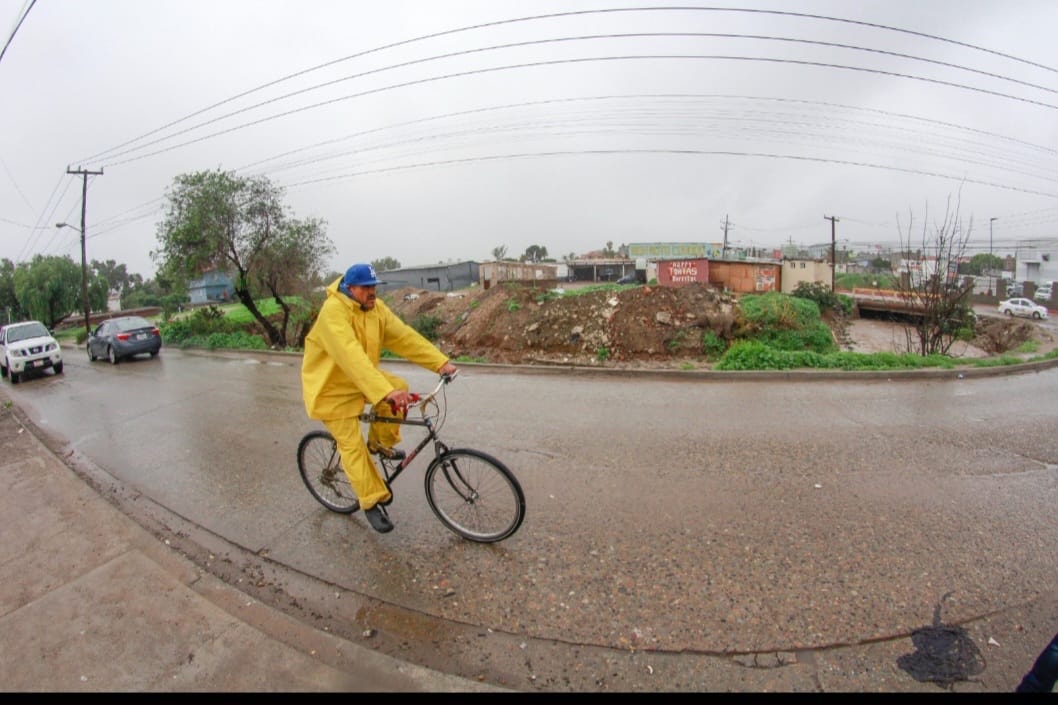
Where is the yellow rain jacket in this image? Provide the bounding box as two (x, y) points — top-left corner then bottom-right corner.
(301, 278), (450, 420)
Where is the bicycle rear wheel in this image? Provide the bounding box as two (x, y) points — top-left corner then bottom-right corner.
(297, 430), (360, 514)
(425, 448), (525, 543)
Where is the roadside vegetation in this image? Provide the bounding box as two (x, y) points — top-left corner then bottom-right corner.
(126, 281), (1058, 374)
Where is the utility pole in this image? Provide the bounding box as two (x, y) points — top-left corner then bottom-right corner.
(721, 214), (731, 259)
(824, 215), (839, 291)
(63, 166), (103, 340)
(989, 217), (998, 297)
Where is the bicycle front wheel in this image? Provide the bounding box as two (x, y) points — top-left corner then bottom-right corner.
(297, 430), (360, 514)
(425, 448), (525, 543)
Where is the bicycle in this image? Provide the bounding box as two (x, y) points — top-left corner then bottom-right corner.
(297, 372), (525, 543)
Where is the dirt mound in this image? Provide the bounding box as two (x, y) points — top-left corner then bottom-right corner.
(387, 283), (740, 368)
(384, 284), (1053, 369)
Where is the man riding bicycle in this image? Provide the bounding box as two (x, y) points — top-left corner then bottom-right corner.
(301, 263), (458, 533)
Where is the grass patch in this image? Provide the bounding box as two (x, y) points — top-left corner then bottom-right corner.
(453, 354), (488, 363)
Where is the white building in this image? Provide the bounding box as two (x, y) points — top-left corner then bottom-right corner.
(1015, 242), (1058, 286)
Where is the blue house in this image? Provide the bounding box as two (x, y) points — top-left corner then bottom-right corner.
(188, 269), (235, 305)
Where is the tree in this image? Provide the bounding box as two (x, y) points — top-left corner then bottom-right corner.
(869, 256), (892, 273)
(967, 253), (1003, 277)
(91, 259), (131, 296)
(491, 245), (508, 261)
(371, 257), (400, 272)
(153, 169), (334, 348)
(87, 272), (109, 314)
(121, 275), (186, 317)
(603, 241), (616, 257)
(0, 258), (28, 325)
(894, 192), (976, 356)
(520, 245), (548, 263)
(12, 255), (81, 328)
(251, 216), (333, 348)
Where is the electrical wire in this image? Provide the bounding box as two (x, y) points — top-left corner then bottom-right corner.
(12, 5), (1058, 269)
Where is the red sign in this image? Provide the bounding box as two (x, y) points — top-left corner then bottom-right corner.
(657, 259), (709, 286)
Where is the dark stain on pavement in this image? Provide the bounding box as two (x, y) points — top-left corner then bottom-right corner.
(897, 591), (985, 689)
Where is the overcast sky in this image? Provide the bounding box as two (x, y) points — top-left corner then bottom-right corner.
(2, 0), (1056, 278)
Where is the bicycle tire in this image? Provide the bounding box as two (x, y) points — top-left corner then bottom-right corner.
(424, 448), (525, 543)
(297, 430), (360, 514)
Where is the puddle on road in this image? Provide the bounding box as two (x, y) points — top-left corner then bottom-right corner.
(896, 591), (985, 689)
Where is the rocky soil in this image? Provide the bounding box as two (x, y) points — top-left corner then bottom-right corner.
(384, 282), (1055, 370)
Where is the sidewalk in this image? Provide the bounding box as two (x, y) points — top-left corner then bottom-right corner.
(0, 402), (500, 692)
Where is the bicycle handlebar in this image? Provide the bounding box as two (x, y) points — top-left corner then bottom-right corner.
(412, 370), (457, 409)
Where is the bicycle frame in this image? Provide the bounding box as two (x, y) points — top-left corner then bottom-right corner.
(359, 412), (447, 485)
(357, 372), (454, 486)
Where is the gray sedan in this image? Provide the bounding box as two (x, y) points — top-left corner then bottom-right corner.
(87, 315), (162, 364)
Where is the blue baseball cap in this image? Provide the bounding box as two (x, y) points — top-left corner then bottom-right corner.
(342, 263), (386, 288)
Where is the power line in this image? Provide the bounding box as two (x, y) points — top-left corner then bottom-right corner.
(76, 5), (1058, 164)
(0, 0), (35, 66)
(13, 6), (1057, 271)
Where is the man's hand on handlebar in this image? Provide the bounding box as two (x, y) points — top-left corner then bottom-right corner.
(384, 390), (420, 416)
(438, 361), (458, 379)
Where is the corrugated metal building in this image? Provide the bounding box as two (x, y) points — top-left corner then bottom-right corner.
(377, 261), (479, 293)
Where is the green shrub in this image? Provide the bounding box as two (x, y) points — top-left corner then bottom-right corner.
(506, 298), (521, 312)
(596, 346), (610, 361)
(739, 292), (837, 354)
(701, 331), (726, 360)
(715, 339), (978, 372)
(792, 281), (839, 311)
(715, 340), (790, 370)
(159, 305), (239, 344)
(205, 331), (269, 350)
(411, 314), (442, 341)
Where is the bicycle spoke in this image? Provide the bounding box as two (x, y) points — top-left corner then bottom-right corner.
(298, 431), (359, 513)
(425, 449), (524, 543)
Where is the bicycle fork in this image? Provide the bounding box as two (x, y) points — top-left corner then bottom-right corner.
(438, 455), (480, 505)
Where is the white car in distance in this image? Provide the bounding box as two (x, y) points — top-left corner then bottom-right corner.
(998, 297), (1049, 320)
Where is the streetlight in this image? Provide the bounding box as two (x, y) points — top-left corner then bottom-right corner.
(55, 221), (90, 340)
(990, 217), (998, 297)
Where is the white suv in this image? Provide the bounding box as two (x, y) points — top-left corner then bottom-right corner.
(0, 320), (63, 384)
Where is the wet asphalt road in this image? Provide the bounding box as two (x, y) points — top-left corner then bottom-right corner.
(6, 347), (1058, 691)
